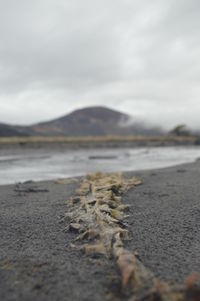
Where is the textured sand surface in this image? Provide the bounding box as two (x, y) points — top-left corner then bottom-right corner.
(0, 161), (200, 300)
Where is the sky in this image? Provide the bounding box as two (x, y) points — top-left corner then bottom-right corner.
(0, 0), (200, 129)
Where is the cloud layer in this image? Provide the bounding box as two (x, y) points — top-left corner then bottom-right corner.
(0, 0), (199, 129)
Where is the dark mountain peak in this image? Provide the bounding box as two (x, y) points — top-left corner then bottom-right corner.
(34, 106), (130, 136)
(0, 106), (162, 137)
(58, 106), (129, 123)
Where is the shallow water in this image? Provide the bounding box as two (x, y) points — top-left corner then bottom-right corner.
(0, 146), (200, 185)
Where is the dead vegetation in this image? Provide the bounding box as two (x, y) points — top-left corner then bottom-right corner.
(66, 172), (142, 257)
(0, 135), (198, 146)
(66, 172), (200, 301)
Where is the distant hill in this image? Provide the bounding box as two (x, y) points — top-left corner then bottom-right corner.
(0, 123), (27, 137)
(0, 106), (163, 137)
(27, 106), (162, 136)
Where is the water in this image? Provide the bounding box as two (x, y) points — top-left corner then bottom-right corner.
(0, 146), (200, 185)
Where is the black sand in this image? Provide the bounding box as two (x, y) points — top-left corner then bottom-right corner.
(1, 161), (200, 300)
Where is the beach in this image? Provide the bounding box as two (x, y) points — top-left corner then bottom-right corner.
(0, 161), (200, 300)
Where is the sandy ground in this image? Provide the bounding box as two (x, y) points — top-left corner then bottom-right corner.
(0, 161), (200, 300)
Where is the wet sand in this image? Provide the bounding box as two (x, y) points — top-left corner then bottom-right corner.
(0, 161), (200, 300)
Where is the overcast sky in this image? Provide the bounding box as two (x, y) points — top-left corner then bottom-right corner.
(0, 0), (200, 129)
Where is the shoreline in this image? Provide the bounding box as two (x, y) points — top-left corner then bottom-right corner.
(1, 145), (200, 186)
(1, 158), (200, 187)
(1, 161), (200, 300)
(0, 135), (200, 149)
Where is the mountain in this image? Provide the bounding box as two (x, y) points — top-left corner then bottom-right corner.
(0, 123), (27, 137)
(27, 106), (162, 136)
(0, 106), (163, 137)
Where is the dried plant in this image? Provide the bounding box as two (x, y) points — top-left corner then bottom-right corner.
(66, 172), (200, 301)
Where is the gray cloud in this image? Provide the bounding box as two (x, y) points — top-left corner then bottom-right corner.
(0, 0), (199, 129)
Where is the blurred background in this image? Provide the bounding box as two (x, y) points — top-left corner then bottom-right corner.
(0, 0), (200, 184)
